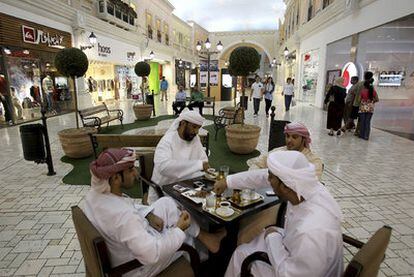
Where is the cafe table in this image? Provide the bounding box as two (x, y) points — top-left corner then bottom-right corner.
(162, 176), (280, 275)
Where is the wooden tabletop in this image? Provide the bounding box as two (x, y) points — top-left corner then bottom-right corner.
(162, 176), (281, 232)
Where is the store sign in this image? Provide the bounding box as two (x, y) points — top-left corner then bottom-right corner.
(378, 71), (405, 87)
(22, 25), (64, 48)
(98, 43), (111, 57)
(341, 62), (358, 90)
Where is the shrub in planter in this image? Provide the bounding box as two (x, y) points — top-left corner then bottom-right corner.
(133, 61), (153, 120)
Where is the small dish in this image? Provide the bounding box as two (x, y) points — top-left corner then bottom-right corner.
(204, 172), (218, 181)
(215, 206), (234, 217)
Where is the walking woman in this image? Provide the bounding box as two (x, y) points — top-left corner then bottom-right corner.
(359, 78), (379, 140)
(264, 77), (275, 117)
(282, 77), (294, 111)
(324, 77), (347, 136)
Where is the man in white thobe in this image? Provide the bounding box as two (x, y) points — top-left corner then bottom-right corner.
(84, 148), (224, 277)
(214, 151), (343, 277)
(150, 108), (209, 204)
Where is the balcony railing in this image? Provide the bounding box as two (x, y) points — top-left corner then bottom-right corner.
(98, 0), (137, 31)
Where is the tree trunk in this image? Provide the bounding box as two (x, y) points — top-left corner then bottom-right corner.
(240, 76), (246, 126)
(73, 76), (79, 128)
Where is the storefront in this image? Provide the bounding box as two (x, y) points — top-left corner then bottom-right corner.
(0, 12), (73, 125)
(175, 59), (192, 88)
(325, 13), (414, 134)
(79, 32), (141, 104)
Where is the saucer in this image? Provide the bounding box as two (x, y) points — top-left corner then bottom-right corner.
(216, 207), (234, 217)
(241, 192), (261, 201)
(204, 172), (218, 181)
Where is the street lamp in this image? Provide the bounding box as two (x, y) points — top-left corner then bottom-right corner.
(196, 38), (223, 97)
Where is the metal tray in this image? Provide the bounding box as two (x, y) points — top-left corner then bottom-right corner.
(228, 192), (264, 209)
(202, 206), (242, 222)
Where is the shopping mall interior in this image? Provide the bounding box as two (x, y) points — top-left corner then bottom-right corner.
(0, 0), (413, 276)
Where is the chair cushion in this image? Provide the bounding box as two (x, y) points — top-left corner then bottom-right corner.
(347, 226), (392, 277)
(71, 206), (103, 277)
(157, 256), (194, 277)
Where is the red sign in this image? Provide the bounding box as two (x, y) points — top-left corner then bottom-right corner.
(21, 25), (64, 48)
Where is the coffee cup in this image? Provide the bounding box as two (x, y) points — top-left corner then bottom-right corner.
(207, 168), (216, 174)
(219, 201), (231, 208)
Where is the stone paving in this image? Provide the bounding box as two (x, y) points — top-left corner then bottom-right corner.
(0, 94), (413, 276)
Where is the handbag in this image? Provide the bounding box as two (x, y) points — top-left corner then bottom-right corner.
(291, 99), (296, 107)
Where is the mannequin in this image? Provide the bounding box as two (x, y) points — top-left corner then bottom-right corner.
(0, 74), (14, 123)
(30, 83), (41, 104)
(42, 74), (54, 111)
(10, 87), (23, 120)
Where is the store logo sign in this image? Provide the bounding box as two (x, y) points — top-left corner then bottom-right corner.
(98, 43), (111, 57)
(22, 25), (64, 48)
(341, 62), (358, 90)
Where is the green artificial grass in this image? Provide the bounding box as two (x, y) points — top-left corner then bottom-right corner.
(61, 115), (260, 198)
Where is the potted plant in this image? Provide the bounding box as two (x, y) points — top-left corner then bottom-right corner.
(225, 46), (261, 154)
(55, 48), (97, 158)
(133, 61), (153, 120)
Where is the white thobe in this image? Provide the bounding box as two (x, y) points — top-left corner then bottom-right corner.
(150, 130), (208, 203)
(84, 193), (200, 277)
(224, 169), (343, 277)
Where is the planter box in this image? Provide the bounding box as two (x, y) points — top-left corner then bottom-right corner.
(226, 124), (261, 154)
(58, 127), (97, 159)
(133, 104), (153, 121)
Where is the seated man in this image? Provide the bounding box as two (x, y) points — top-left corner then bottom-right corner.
(214, 151), (343, 277)
(187, 86), (204, 115)
(84, 148), (225, 277)
(254, 122), (323, 180)
(150, 109), (209, 204)
(172, 85), (187, 115)
(237, 122), (323, 245)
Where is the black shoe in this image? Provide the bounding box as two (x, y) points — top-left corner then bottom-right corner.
(336, 130), (341, 136)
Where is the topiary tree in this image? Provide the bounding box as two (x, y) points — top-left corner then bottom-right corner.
(134, 61), (151, 101)
(229, 46), (260, 124)
(55, 47), (89, 128)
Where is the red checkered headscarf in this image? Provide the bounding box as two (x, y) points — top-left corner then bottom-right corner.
(284, 122), (312, 148)
(90, 148), (135, 180)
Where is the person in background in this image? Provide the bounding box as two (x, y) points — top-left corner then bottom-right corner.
(172, 85), (187, 115)
(250, 76), (264, 117)
(10, 87), (23, 121)
(264, 77), (275, 118)
(358, 77), (379, 140)
(341, 76), (359, 132)
(187, 86), (204, 115)
(352, 71), (374, 137)
(282, 77), (294, 112)
(160, 76), (169, 101)
(324, 77), (347, 136)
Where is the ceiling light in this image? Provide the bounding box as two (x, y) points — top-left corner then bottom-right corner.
(4, 48), (11, 55)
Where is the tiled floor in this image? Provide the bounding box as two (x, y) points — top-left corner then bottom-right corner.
(0, 94), (413, 276)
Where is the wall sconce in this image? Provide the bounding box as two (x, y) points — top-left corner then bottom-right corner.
(80, 32), (97, 51)
(149, 51), (155, 59)
(284, 47), (289, 56)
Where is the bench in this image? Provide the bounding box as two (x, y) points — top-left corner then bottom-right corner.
(174, 96), (216, 115)
(78, 103), (123, 131)
(90, 133), (210, 158)
(213, 104), (243, 140)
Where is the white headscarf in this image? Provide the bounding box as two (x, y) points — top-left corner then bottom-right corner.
(267, 151), (319, 201)
(166, 108), (205, 134)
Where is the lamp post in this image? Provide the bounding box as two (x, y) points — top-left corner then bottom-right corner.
(196, 38), (223, 97)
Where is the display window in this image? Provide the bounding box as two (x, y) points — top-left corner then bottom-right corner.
(301, 49), (319, 103)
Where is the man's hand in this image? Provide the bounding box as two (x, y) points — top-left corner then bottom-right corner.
(177, 211), (191, 231)
(264, 226), (283, 239)
(281, 92), (284, 96)
(202, 161), (210, 171)
(146, 212), (164, 232)
(213, 179), (227, 195)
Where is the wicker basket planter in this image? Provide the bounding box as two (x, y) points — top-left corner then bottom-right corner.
(133, 104), (153, 121)
(58, 127), (97, 158)
(225, 124), (261, 154)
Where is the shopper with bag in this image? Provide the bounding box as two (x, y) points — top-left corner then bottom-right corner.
(264, 77), (275, 117)
(358, 78), (379, 140)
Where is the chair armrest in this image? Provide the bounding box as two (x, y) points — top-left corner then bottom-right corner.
(240, 251), (270, 277)
(82, 116), (102, 127)
(178, 243), (201, 277)
(108, 109), (124, 118)
(108, 259), (143, 277)
(140, 176), (164, 198)
(343, 234), (364, 249)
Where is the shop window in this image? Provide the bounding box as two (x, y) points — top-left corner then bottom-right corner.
(157, 30), (162, 43)
(323, 0), (333, 9)
(129, 16), (134, 26)
(307, 0), (314, 21)
(107, 2), (114, 15)
(115, 7), (122, 19)
(99, 0), (105, 13)
(148, 25), (153, 39)
(122, 13), (128, 23)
